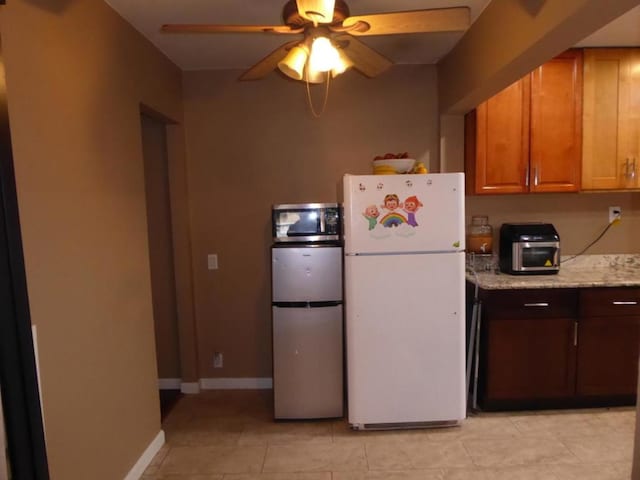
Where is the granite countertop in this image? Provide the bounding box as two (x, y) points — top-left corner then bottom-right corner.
(466, 254), (640, 290)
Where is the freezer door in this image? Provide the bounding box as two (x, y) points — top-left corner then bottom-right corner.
(345, 252), (466, 426)
(343, 173), (465, 255)
(273, 305), (344, 419)
(272, 246), (342, 302)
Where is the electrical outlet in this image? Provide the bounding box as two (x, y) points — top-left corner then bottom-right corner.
(213, 352), (223, 368)
(609, 206), (622, 224)
(208, 254), (218, 270)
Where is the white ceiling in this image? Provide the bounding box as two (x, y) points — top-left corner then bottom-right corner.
(104, 0), (640, 72)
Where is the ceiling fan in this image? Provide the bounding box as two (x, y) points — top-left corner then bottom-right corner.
(161, 0), (471, 82)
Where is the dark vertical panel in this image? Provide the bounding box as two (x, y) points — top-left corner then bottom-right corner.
(0, 32), (50, 479)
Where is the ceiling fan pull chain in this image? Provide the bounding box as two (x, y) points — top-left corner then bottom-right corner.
(305, 71), (331, 118)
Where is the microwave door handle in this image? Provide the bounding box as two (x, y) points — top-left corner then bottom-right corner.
(319, 209), (325, 233)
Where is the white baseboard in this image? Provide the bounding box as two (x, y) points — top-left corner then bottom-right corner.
(157, 378), (181, 390)
(199, 377), (273, 390)
(124, 430), (164, 480)
(180, 382), (200, 394)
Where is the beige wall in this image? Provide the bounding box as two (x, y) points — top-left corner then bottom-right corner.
(182, 65), (439, 377)
(466, 192), (640, 255)
(0, 1), (184, 478)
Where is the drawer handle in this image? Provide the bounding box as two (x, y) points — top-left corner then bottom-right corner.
(612, 301), (638, 305)
(524, 302), (549, 307)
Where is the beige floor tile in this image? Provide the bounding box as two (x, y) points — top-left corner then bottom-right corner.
(366, 439), (473, 470)
(143, 475), (224, 480)
(238, 420), (333, 446)
(332, 469), (445, 479)
(222, 474), (331, 480)
(159, 445), (267, 475)
(442, 465), (558, 480)
(426, 415), (522, 441)
(510, 412), (616, 437)
(462, 436), (579, 467)
(594, 409), (637, 434)
(165, 418), (246, 447)
(262, 443), (367, 473)
(551, 462), (631, 480)
(558, 434), (634, 463)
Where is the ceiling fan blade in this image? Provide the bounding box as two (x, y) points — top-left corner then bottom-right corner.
(341, 7), (470, 36)
(335, 35), (392, 78)
(161, 24), (302, 35)
(239, 41), (299, 81)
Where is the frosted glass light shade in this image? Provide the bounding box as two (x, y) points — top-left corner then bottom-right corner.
(278, 45), (309, 80)
(309, 37), (339, 73)
(296, 0), (335, 23)
(331, 49), (353, 77)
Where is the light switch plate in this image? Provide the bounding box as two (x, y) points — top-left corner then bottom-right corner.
(208, 254), (218, 270)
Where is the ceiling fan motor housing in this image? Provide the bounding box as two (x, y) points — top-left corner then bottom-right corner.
(283, 0), (350, 27)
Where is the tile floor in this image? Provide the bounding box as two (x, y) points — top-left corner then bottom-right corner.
(142, 390), (636, 479)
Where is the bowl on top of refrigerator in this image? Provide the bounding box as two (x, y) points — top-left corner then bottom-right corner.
(372, 155), (415, 174)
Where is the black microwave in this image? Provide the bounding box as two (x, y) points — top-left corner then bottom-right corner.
(272, 203), (341, 243)
(499, 223), (560, 275)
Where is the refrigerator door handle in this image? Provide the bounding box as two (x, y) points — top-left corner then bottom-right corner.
(273, 301), (342, 308)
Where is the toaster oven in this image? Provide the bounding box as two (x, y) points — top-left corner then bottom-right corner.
(499, 223), (560, 275)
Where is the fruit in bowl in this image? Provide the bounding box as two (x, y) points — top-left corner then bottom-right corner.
(372, 152), (415, 174)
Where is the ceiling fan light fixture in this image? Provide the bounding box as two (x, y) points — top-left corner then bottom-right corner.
(277, 45), (309, 80)
(309, 36), (340, 73)
(296, 0), (336, 24)
(331, 48), (353, 77)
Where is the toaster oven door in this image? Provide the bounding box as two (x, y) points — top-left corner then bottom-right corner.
(513, 242), (560, 272)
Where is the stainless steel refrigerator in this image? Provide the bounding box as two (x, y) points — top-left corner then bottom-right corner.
(271, 244), (344, 419)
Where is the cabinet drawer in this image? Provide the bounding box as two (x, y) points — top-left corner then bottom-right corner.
(482, 288), (578, 319)
(580, 288), (640, 317)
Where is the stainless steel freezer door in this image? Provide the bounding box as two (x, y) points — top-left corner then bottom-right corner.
(345, 251), (466, 426)
(272, 246), (342, 302)
(273, 305), (344, 419)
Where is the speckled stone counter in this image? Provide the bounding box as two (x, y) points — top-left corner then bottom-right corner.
(466, 254), (640, 290)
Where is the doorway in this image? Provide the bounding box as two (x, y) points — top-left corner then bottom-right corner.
(140, 113), (182, 418)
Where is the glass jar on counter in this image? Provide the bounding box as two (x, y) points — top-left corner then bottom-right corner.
(467, 215), (493, 254)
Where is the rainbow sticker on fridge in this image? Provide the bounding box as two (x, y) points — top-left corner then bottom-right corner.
(362, 193), (423, 238)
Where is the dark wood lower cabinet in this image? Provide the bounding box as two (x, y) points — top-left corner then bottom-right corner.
(476, 285), (640, 410)
(486, 317), (576, 401)
(576, 316), (640, 396)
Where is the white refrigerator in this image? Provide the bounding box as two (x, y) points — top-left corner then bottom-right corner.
(343, 172), (466, 430)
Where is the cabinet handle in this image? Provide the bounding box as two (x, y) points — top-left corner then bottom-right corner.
(632, 158), (637, 180)
(612, 301), (638, 305)
(524, 302), (549, 307)
(574, 321), (578, 347)
(533, 166), (539, 187)
(625, 158), (630, 178)
(525, 164), (530, 188)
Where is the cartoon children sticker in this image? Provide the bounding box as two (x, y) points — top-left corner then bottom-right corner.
(402, 195), (423, 227)
(362, 205), (380, 230)
(379, 193), (407, 228)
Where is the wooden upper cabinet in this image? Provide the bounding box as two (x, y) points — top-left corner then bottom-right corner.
(530, 50), (583, 193)
(466, 77), (530, 194)
(465, 50), (583, 195)
(582, 48), (640, 190)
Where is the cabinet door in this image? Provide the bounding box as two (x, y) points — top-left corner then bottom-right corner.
(576, 316), (640, 396)
(481, 289), (579, 404)
(577, 287), (640, 397)
(583, 48), (640, 190)
(530, 49), (582, 192)
(472, 76), (530, 194)
(485, 316), (577, 401)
